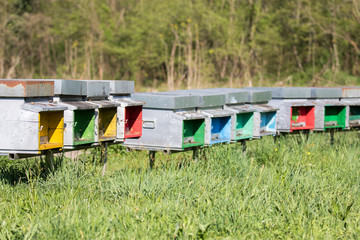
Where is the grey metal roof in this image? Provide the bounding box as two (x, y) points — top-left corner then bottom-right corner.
(131, 92), (200, 109)
(194, 88), (249, 104)
(53, 79), (87, 96)
(104, 80), (134, 95)
(243, 87), (311, 99)
(80, 80), (110, 98)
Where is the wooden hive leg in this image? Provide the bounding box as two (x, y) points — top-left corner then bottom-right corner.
(149, 151), (156, 169)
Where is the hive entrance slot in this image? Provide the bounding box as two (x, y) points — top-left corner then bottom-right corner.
(324, 106), (346, 129)
(235, 112), (253, 140)
(99, 108), (117, 141)
(260, 111), (276, 135)
(210, 116), (231, 144)
(290, 106), (314, 130)
(182, 119), (205, 148)
(39, 111), (64, 150)
(73, 109), (95, 145)
(124, 106), (142, 138)
(349, 106), (360, 127)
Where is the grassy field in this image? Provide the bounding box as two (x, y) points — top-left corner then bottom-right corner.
(1, 131), (360, 239)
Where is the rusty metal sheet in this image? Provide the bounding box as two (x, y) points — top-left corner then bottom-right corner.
(0, 79), (54, 97)
(340, 87), (360, 98)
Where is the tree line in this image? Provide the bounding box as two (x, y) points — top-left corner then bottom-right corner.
(1, 0), (360, 89)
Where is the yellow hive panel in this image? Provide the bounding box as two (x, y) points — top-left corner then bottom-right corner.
(39, 111), (64, 150)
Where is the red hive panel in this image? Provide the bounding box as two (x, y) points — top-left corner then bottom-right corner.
(290, 106), (315, 131)
(124, 106), (143, 138)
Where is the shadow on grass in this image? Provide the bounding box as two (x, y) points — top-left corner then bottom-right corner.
(0, 154), (66, 185)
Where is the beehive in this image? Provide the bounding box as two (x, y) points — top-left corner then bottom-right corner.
(165, 89), (233, 145)
(245, 87), (315, 132)
(242, 89), (278, 137)
(0, 80), (67, 158)
(80, 80), (120, 143)
(105, 80), (144, 141)
(124, 92), (206, 151)
(52, 79), (97, 149)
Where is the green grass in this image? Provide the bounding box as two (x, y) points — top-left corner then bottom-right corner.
(1, 131), (360, 239)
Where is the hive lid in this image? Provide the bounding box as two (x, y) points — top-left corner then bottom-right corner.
(243, 87), (311, 99)
(201, 108), (235, 117)
(87, 100), (120, 108)
(0, 79), (54, 97)
(339, 87), (360, 98)
(227, 105), (255, 113)
(53, 79), (87, 96)
(104, 80), (134, 95)
(113, 98), (144, 107)
(243, 90), (272, 103)
(59, 101), (98, 110)
(21, 102), (67, 112)
(169, 89), (226, 107)
(173, 110), (208, 120)
(131, 92), (200, 109)
(310, 88), (342, 98)
(251, 104), (278, 112)
(198, 88), (249, 104)
(81, 80), (110, 98)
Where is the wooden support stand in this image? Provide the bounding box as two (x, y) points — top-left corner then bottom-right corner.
(101, 142), (108, 176)
(45, 150), (54, 174)
(149, 151), (156, 169)
(330, 129), (335, 145)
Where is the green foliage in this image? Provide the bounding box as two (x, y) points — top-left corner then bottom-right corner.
(1, 0), (360, 87)
(1, 132), (360, 238)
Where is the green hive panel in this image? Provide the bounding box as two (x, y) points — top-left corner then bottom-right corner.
(73, 109), (95, 145)
(182, 119), (205, 148)
(324, 106), (346, 129)
(235, 112), (254, 140)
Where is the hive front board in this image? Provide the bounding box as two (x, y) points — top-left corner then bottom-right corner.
(324, 105), (346, 129)
(200, 108), (234, 145)
(313, 100), (347, 131)
(39, 111), (64, 150)
(109, 97), (143, 141)
(225, 105), (255, 141)
(267, 99), (315, 132)
(290, 106), (315, 131)
(251, 104), (277, 137)
(73, 109), (95, 145)
(87, 100), (120, 142)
